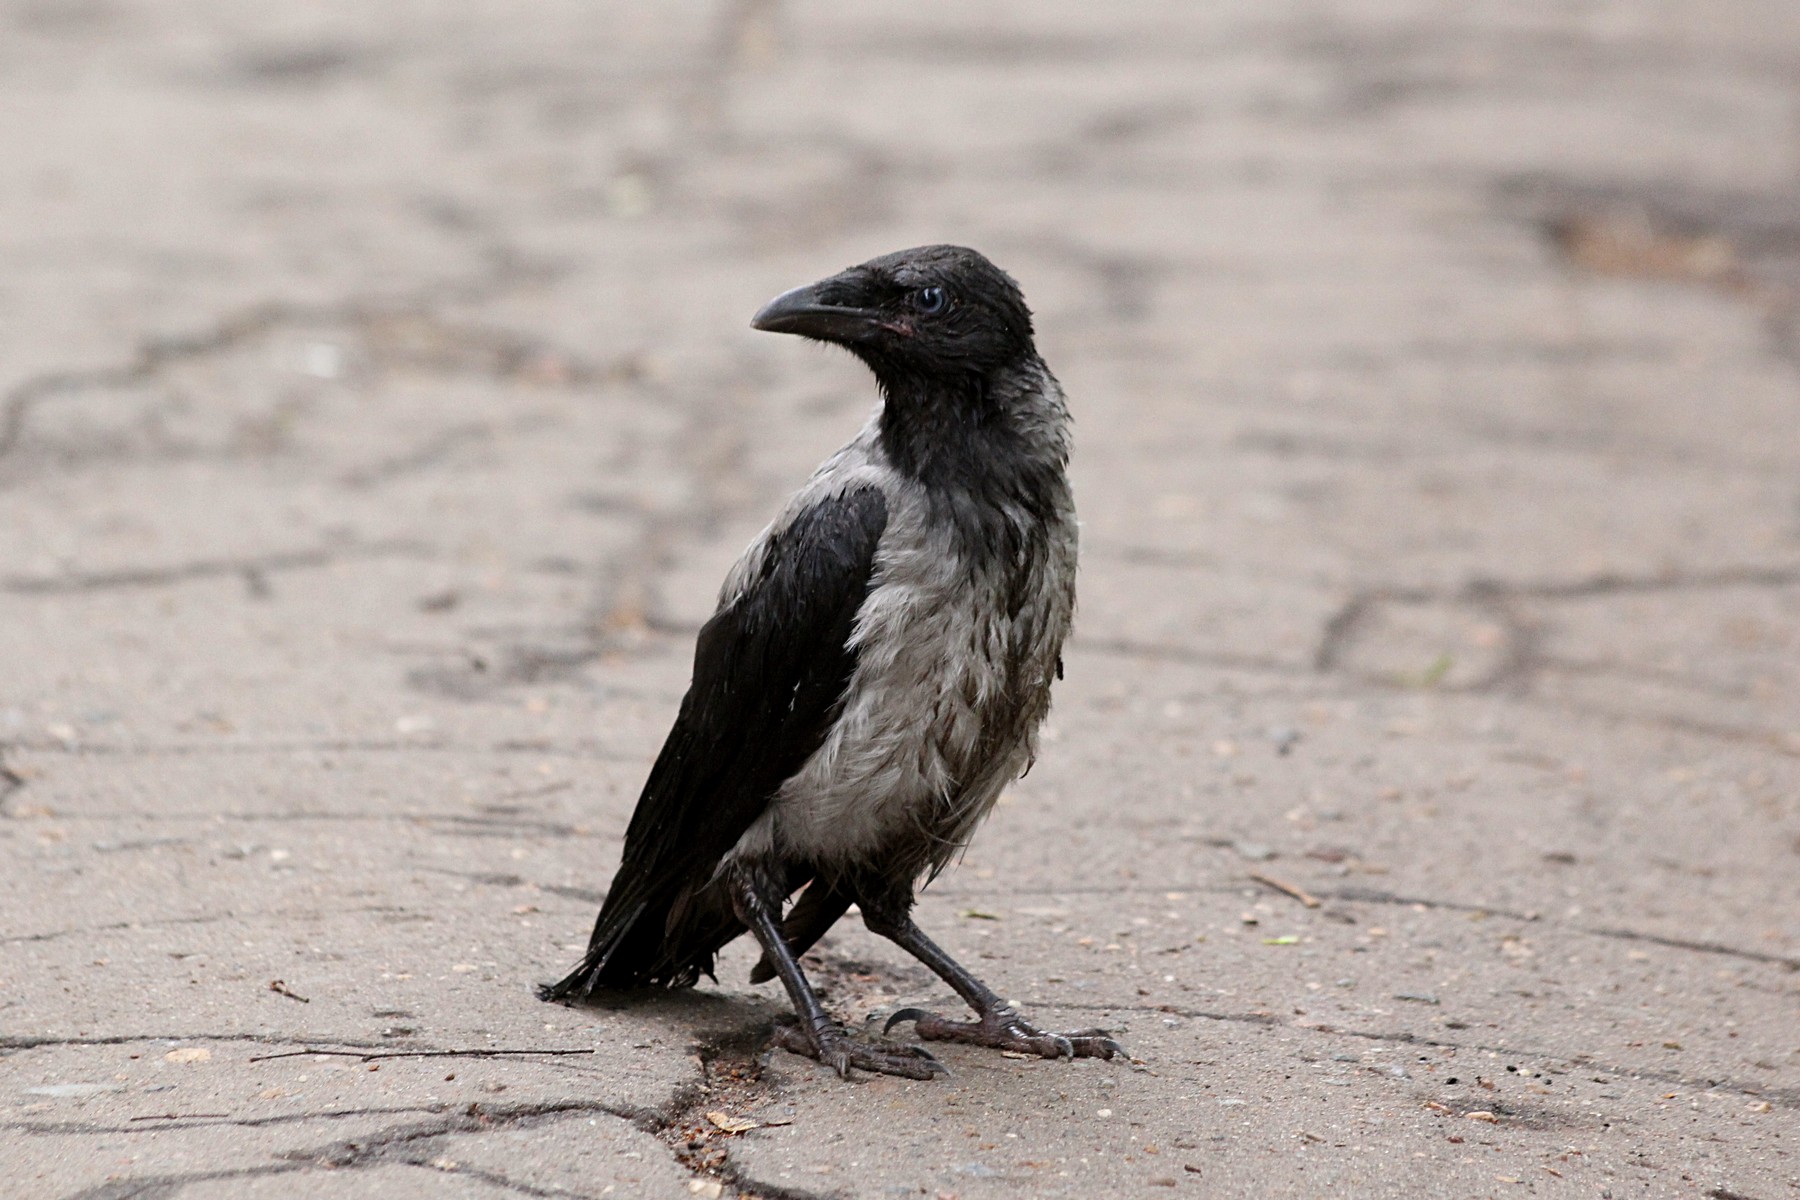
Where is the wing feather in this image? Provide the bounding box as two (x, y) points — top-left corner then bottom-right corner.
(543, 484), (888, 993)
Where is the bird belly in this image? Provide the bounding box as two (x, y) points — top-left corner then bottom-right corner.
(737, 544), (1065, 877)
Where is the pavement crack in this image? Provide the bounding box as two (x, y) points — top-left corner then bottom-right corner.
(1, 1033), (388, 1057)
(1314, 562), (1800, 695)
(54, 1100), (649, 1200)
(0, 748), (23, 816)
(337, 421), (498, 489)
(933, 880), (1800, 969)
(643, 1025), (843, 1200)
(331, 1101), (672, 1195)
(721, 1171), (841, 1200)
(1069, 635), (1310, 676)
(419, 867), (606, 905)
(8, 1103), (456, 1137)
(405, 1161), (569, 1198)
(3, 904), (414, 947)
(1579, 924), (1800, 971)
(1323, 886), (1544, 923)
(0, 737), (636, 762)
(33, 1027), (785, 1199)
(0, 233), (556, 482)
(1540, 701), (1800, 759)
(0, 301), (306, 469)
(61, 1165), (300, 1200)
(1478, 563), (1800, 602)
(1327, 887), (1800, 970)
(1049, 1000), (1800, 1109)
(0, 539), (434, 597)
(1314, 592), (1379, 675)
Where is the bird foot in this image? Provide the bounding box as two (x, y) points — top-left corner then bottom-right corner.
(885, 1004), (1124, 1061)
(768, 1018), (945, 1081)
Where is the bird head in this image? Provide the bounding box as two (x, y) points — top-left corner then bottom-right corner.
(751, 245), (1038, 383)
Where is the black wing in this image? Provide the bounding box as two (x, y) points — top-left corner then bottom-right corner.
(543, 485), (888, 995)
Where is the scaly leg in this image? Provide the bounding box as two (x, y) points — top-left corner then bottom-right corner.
(864, 901), (1123, 1061)
(729, 867), (942, 1080)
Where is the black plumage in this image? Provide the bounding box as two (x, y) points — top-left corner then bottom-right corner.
(556, 489), (888, 989)
(542, 246), (1120, 1078)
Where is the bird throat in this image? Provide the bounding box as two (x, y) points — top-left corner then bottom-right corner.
(874, 369), (997, 491)
(873, 362), (1067, 572)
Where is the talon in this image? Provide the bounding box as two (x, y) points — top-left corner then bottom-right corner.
(1049, 1035), (1075, 1060)
(884, 1007), (932, 1034)
(768, 1017), (948, 1081)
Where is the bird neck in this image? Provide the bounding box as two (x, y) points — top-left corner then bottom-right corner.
(874, 356), (1067, 493)
(873, 357), (1071, 563)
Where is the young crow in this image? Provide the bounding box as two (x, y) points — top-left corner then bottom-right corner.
(541, 245), (1120, 1079)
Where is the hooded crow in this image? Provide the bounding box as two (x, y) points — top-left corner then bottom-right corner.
(541, 245), (1121, 1079)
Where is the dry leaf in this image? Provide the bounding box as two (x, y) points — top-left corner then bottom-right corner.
(705, 1111), (757, 1134)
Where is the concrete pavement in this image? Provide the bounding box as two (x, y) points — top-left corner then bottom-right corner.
(3, 2), (1797, 1196)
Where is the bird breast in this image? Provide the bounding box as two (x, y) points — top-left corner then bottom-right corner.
(763, 482), (1076, 875)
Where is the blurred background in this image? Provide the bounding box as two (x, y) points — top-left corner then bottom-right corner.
(4, 0), (1796, 747)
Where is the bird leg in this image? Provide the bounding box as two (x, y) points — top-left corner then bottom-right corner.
(864, 902), (1124, 1062)
(748, 880), (853, 984)
(728, 867), (943, 1081)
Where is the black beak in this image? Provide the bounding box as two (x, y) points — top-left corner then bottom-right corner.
(751, 279), (880, 344)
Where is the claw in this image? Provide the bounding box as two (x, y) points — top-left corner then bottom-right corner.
(909, 1046), (948, 1075)
(883, 1004), (1126, 1063)
(770, 1018), (946, 1081)
(884, 1007), (933, 1035)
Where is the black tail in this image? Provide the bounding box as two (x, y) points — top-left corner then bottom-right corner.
(538, 883), (744, 1001)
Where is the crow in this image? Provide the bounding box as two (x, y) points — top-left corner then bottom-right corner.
(540, 245), (1120, 1079)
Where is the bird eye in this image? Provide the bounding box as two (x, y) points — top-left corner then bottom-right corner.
(913, 286), (948, 315)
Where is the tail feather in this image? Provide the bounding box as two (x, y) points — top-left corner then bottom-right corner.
(539, 883), (744, 1000)
(537, 896), (651, 1002)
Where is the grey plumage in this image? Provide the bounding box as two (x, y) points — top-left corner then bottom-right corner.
(727, 365), (1074, 880)
(542, 245), (1120, 1078)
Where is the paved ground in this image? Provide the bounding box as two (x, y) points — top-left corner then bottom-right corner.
(3, 2), (1798, 1197)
